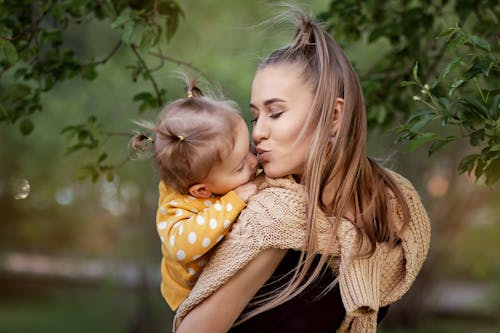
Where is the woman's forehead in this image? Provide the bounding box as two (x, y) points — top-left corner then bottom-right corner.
(251, 64), (306, 102)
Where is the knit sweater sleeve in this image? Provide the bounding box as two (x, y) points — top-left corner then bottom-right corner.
(336, 222), (381, 333)
(336, 170), (431, 332)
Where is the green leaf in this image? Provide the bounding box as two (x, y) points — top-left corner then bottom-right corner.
(111, 12), (132, 29)
(469, 129), (485, 146)
(438, 98), (450, 110)
(412, 62), (419, 82)
(447, 33), (467, 52)
(121, 22), (136, 44)
(140, 29), (154, 50)
(448, 79), (465, 96)
(464, 57), (494, 79)
(475, 157), (485, 180)
(81, 65), (98, 81)
(98, 152), (108, 163)
(100, 1), (116, 18)
(166, 13), (179, 42)
(432, 57), (462, 89)
(437, 27), (459, 38)
(412, 114), (435, 131)
(19, 118), (34, 135)
(406, 132), (437, 152)
(429, 137), (454, 156)
(484, 157), (500, 185)
(407, 109), (434, 123)
(133, 91), (155, 102)
(0, 39), (18, 64)
(468, 35), (491, 52)
(77, 129), (89, 140)
(458, 154), (480, 175)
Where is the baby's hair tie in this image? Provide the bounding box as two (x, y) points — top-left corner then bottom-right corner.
(187, 90), (193, 98)
(178, 135), (185, 142)
(146, 135), (154, 142)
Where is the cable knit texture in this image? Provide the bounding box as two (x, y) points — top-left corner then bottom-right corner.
(173, 170), (431, 332)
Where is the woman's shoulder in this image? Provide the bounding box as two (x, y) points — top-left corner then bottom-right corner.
(383, 168), (419, 194)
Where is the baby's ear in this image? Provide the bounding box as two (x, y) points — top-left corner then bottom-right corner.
(188, 184), (212, 199)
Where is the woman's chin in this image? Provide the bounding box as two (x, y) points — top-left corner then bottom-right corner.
(262, 165), (288, 179)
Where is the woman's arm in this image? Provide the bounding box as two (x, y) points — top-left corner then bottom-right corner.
(176, 248), (287, 333)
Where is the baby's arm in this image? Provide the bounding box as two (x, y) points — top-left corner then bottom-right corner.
(158, 191), (247, 264)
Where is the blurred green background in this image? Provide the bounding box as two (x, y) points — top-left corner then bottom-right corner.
(1, 0), (499, 332)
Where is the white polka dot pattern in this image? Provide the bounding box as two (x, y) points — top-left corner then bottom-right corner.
(202, 238), (211, 248)
(188, 232), (197, 244)
(176, 250), (186, 260)
(156, 183), (248, 308)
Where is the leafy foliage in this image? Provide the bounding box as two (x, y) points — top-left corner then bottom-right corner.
(0, 0), (183, 181)
(1, 1), (499, 184)
(398, 27), (499, 186)
(319, 0), (499, 184)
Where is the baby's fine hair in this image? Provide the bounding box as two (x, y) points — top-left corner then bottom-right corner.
(132, 82), (242, 194)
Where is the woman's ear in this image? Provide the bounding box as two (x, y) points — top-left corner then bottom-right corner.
(332, 97), (345, 136)
(188, 184), (212, 199)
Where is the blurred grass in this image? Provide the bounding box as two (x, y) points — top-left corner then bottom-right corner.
(0, 283), (172, 333)
(380, 318), (500, 333)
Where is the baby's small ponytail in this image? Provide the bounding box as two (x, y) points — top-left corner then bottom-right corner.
(129, 119), (155, 153)
(130, 132), (153, 153)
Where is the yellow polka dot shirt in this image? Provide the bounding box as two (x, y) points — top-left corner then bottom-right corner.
(156, 181), (246, 310)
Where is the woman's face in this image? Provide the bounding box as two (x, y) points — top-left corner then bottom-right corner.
(250, 64), (314, 178)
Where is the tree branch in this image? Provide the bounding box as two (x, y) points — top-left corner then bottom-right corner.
(92, 41), (123, 66)
(131, 44), (163, 106)
(148, 51), (213, 84)
(0, 3), (53, 41)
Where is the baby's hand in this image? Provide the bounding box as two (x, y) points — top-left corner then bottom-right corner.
(233, 182), (257, 202)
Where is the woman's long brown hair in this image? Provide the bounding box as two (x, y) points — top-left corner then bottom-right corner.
(237, 7), (410, 324)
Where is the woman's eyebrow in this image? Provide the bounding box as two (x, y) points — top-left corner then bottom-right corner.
(250, 98), (286, 109)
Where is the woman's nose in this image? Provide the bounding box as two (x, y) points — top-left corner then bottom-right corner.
(252, 117), (269, 143)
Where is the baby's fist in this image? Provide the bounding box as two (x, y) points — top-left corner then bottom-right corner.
(234, 183), (257, 202)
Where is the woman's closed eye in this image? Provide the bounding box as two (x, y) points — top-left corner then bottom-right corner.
(269, 111), (284, 119)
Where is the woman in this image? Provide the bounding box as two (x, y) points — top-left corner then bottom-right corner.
(174, 9), (430, 333)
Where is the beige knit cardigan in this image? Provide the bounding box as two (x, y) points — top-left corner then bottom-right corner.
(173, 170), (431, 332)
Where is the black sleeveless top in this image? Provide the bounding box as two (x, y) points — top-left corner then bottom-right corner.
(229, 250), (389, 333)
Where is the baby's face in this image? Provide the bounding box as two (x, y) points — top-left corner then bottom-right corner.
(203, 118), (258, 195)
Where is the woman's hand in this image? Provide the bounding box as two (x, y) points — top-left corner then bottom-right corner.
(176, 248), (286, 333)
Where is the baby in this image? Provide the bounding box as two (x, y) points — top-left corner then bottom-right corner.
(132, 82), (258, 311)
